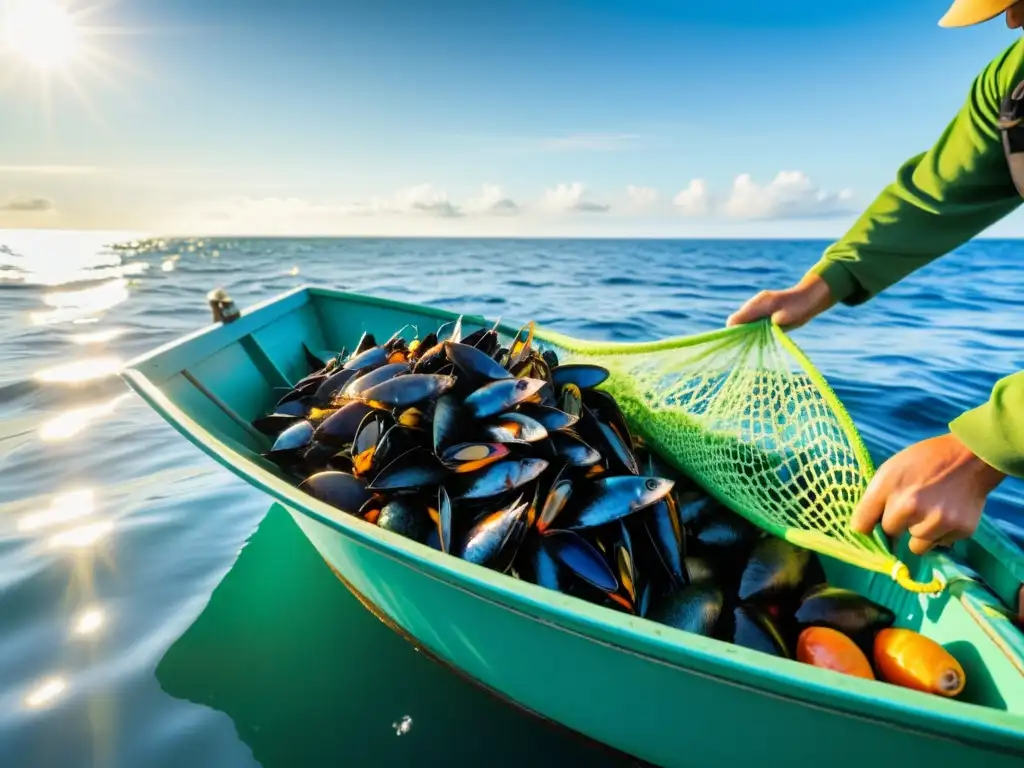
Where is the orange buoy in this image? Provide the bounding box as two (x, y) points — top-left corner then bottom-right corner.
(796, 627), (875, 680)
(873, 628), (965, 697)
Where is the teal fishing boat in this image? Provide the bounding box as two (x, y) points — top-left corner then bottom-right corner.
(122, 285), (1024, 767)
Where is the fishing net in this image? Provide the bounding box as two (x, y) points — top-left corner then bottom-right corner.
(531, 318), (944, 595)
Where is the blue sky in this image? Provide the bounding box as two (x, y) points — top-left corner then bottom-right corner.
(1, 0), (1023, 236)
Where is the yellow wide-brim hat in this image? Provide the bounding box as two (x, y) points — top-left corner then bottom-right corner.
(940, 0), (1018, 26)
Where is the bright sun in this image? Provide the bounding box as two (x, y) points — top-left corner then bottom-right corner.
(2, 0), (80, 72)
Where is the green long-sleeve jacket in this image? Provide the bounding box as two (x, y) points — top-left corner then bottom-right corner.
(808, 38), (1024, 479)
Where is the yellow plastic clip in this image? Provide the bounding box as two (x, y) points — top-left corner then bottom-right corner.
(891, 561), (947, 595)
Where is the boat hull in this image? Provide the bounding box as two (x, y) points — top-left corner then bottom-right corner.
(120, 285), (1024, 766)
(287, 506), (1024, 768)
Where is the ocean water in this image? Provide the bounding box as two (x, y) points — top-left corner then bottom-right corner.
(1, 230), (1022, 767)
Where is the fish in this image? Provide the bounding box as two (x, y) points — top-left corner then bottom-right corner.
(566, 475), (675, 530)
(463, 377), (548, 419)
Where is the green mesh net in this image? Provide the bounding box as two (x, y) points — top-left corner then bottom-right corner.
(530, 318), (944, 595)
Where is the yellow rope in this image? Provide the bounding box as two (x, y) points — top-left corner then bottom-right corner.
(892, 562), (947, 595)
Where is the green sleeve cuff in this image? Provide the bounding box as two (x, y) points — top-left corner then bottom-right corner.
(949, 376), (1024, 479)
(807, 258), (864, 306)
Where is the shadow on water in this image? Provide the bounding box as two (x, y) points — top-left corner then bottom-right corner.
(155, 504), (636, 768)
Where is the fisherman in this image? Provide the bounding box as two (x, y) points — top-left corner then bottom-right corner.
(728, 0), (1024, 560)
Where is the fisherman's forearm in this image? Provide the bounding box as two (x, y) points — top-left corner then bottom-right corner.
(950, 370), (1024, 479)
(808, 164), (1021, 305)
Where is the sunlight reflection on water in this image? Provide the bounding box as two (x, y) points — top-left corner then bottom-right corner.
(17, 489), (96, 533)
(71, 606), (105, 638)
(48, 520), (114, 549)
(34, 357), (123, 384)
(24, 677), (67, 710)
(39, 395), (129, 442)
(32, 278), (130, 325)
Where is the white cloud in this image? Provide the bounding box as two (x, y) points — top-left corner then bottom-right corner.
(723, 171), (854, 220)
(672, 179), (712, 217)
(463, 184), (520, 216)
(626, 185), (658, 209)
(391, 184), (461, 217)
(542, 182), (610, 213)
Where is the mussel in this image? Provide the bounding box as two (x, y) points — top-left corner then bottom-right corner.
(793, 586), (896, 637)
(455, 495), (529, 568)
(737, 537), (811, 603)
(541, 529), (618, 593)
(730, 605), (790, 658)
(361, 374), (457, 409)
(378, 498), (432, 542)
(647, 583), (725, 637)
(298, 471), (372, 514)
(551, 364), (609, 391)
(445, 341), (512, 383)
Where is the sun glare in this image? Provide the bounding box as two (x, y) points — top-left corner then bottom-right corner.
(2, 1), (80, 72)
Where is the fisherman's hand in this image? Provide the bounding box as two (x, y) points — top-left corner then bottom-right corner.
(849, 433), (1006, 555)
(726, 273), (835, 329)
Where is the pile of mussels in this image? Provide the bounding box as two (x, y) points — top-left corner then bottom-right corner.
(253, 318), (896, 659)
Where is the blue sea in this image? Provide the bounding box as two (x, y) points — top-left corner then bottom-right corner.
(1, 231), (1022, 767)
